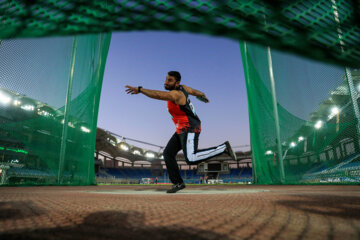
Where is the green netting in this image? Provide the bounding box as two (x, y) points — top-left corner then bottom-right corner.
(0, 34), (111, 185)
(240, 41), (360, 184)
(0, 0), (359, 68)
(1, 0), (360, 185)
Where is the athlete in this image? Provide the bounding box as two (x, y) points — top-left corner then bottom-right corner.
(125, 71), (237, 193)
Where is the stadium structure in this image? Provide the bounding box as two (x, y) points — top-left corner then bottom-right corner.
(262, 69), (360, 183)
(1, 67), (360, 185)
(94, 128), (252, 184)
(0, 84), (252, 185)
(0, 85), (93, 185)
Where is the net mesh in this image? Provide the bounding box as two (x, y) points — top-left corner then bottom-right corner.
(0, 34), (111, 185)
(240, 41), (360, 184)
(0, 0), (359, 68)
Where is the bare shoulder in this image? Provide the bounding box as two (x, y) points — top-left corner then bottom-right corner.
(169, 89), (180, 94)
(171, 89), (186, 105)
(181, 84), (193, 93)
(167, 89), (181, 99)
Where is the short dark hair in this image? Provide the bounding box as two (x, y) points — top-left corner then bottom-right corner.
(168, 71), (181, 82)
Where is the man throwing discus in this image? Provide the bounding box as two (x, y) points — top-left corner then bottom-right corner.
(125, 71), (237, 193)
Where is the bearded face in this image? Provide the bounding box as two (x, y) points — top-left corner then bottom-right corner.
(164, 75), (178, 91)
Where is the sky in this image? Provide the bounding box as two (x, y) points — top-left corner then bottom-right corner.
(97, 31), (250, 151)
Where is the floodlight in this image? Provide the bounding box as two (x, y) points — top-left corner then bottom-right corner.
(132, 149), (142, 155)
(290, 142), (296, 147)
(265, 150), (273, 155)
(314, 120), (323, 129)
(38, 110), (54, 117)
(145, 151), (156, 158)
(21, 105), (34, 111)
(298, 136), (304, 142)
(0, 92), (11, 105)
(331, 107), (339, 115)
(328, 106), (340, 120)
(119, 143), (129, 151)
(13, 100), (21, 106)
(80, 126), (90, 133)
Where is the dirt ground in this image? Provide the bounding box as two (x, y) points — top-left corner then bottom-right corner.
(0, 184), (359, 240)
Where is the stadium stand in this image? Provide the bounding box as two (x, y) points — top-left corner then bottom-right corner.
(94, 128), (252, 184)
(6, 167), (56, 184)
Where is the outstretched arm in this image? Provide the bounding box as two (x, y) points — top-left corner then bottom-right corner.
(125, 85), (184, 104)
(182, 85), (210, 103)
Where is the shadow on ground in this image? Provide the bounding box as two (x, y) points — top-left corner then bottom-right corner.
(277, 194), (360, 219)
(0, 201), (45, 220)
(0, 210), (231, 240)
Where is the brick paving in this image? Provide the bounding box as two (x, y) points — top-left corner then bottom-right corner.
(0, 185), (359, 240)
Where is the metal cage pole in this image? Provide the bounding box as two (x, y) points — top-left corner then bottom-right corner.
(239, 41), (258, 183)
(267, 46), (285, 183)
(345, 68), (360, 134)
(58, 36), (78, 184)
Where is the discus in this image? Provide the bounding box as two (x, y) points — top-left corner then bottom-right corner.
(196, 96), (209, 103)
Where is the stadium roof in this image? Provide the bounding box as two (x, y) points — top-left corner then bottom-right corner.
(95, 128), (251, 164)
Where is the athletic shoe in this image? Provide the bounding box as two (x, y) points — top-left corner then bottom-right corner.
(225, 141), (237, 161)
(166, 182), (186, 193)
